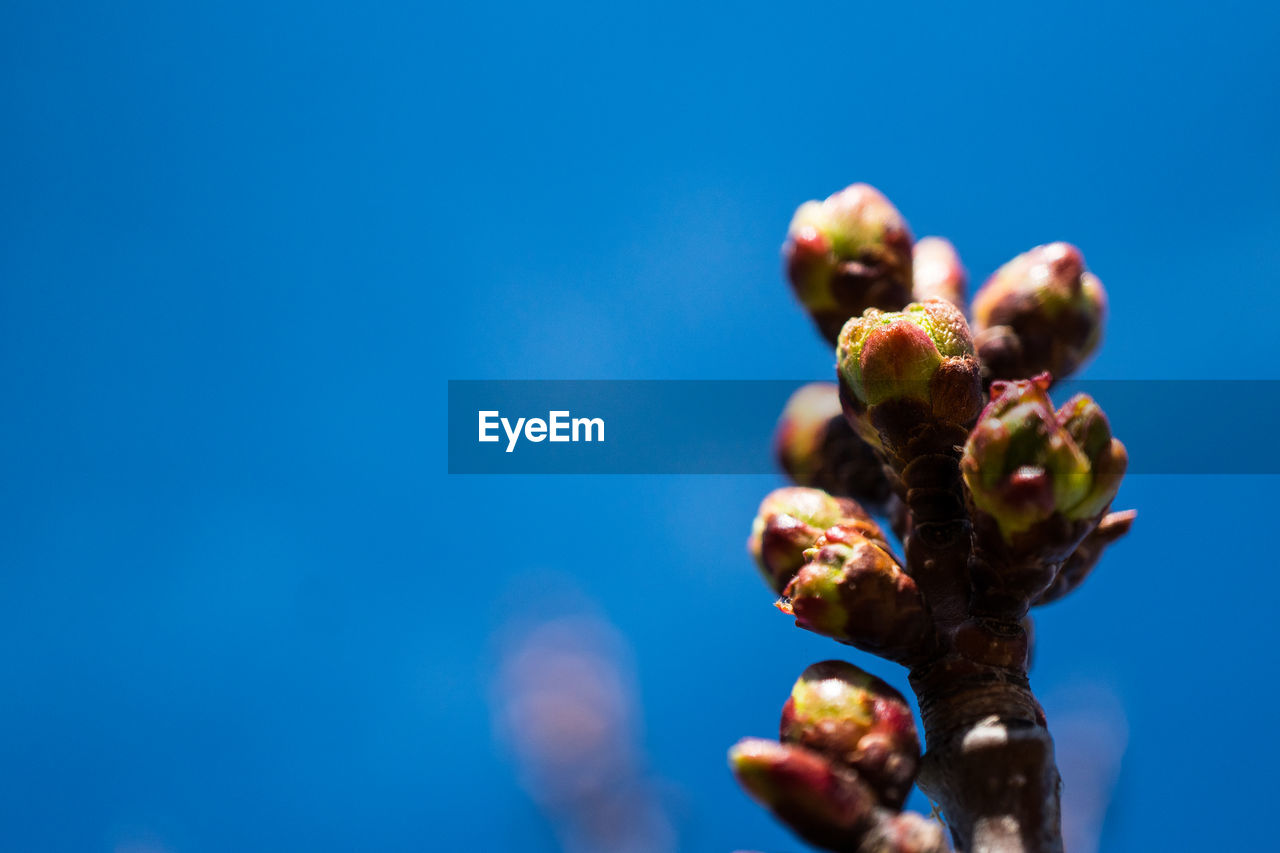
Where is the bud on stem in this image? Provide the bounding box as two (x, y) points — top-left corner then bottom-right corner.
(961, 375), (1128, 613)
(749, 487), (887, 594)
(780, 661), (921, 808)
(780, 527), (935, 664)
(972, 242), (1107, 383)
(729, 738), (876, 851)
(836, 300), (983, 457)
(785, 184), (915, 344)
(775, 383), (893, 511)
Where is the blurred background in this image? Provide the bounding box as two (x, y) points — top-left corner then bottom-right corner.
(3, 1), (1278, 850)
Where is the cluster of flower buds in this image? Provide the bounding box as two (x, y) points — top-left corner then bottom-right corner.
(836, 299), (983, 458)
(741, 181), (1134, 852)
(961, 374), (1128, 613)
(784, 184), (915, 345)
(971, 242), (1107, 384)
(730, 662), (945, 853)
(774, 383), (893, 512)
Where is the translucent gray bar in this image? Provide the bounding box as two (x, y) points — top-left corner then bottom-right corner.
(447, 380), (1280, 474)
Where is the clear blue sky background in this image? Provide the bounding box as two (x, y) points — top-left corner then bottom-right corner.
(3, 1), (1278, 851)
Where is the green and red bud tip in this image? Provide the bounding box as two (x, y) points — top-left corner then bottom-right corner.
(782, 530), (933, 664)
(837, 300), (982, 426)
(972, 242), (1108, 382)
(729, 738), (874, 849)
(962, 375), (1127, 541)
(780, 660), (920, 808)
(749, 488), (883, 594)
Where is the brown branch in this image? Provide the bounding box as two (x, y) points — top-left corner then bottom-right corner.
(909, 661), (1061, 853)
(894, 436), (1063, 853)
(748, 182), (1127, 853)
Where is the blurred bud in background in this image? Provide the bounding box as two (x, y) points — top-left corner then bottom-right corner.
(1043, 683), (1129, 853)
(728, 737), (877, 851)
(113, 838), (176, 853)
(910, 237), (967, 308)
(491, 595), (676, 853)
(774, 383), (893, 512)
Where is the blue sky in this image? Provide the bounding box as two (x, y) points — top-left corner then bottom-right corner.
(3, 1), (1278, 850)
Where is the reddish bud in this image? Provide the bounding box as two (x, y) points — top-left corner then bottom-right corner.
(775, 382), (893, 510)
(961, 377), (1128, 613)
(729, 738), (876, 851)
(837, 301), (983, 452)
(972, 242), (1107, 382)
(780, 528), (934, 664)
(780, 660), (921, 808)
(785, 184), (915, 344)
(962, 377), (1127, 542)
(749, 488), (887, 594)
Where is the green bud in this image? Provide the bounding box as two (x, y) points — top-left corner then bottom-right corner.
(836, 300), (982, 434)
(972, 242), (1107, 382)
(785, 184), (914, 344)
(749, 488), (886, 594)
(911, 236), (967, 308)
(775, 383), (892, 510)
(961, 376), (1128, 542)
(780, 661), (920, 808)
(729, 738), (875, 851)
(780, 527), (933, 664)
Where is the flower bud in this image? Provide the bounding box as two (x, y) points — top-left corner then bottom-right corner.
(729, 738), (875, 851)
(962, 376), (1127, 542)
(785, 184), (914, 344)
(775, 383), (892, 510)
(911, 237), (967, 308)
(780, 528), (934, 664)
(749, 488), (888, 594)
(961, 376), (1128, 611)
(836, 301), (983, 446)
(780, 661), (920, 808)
(971, 242), (1107, 382)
